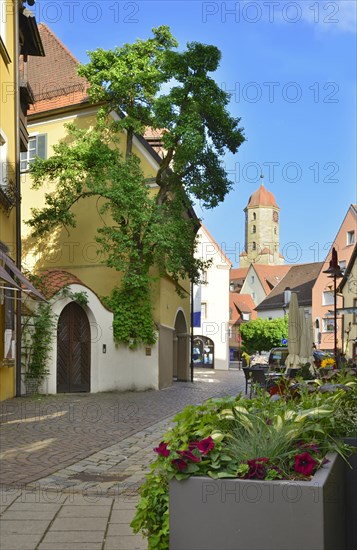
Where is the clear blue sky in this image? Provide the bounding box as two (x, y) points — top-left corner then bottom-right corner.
(33, 0), (356, 266)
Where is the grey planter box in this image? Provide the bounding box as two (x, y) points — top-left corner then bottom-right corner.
(169, 453), (345, 550)
(343, 437), (357, 550)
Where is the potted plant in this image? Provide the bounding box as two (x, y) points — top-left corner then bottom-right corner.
(132, 376), (356, 550)
(22, 302), (56, 395)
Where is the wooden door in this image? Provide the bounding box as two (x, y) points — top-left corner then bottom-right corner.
(57, 302), (91, 392)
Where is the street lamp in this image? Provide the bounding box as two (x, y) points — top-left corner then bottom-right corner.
(323, 247), (344, 365)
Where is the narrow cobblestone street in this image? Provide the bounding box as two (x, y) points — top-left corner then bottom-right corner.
(0, 369), (245, 549)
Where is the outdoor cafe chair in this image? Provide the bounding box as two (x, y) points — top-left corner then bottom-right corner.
(249, 369), (267, 398)
(242, 367), (252, 395)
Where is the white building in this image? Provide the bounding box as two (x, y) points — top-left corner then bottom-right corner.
(193, 225), (231, 370)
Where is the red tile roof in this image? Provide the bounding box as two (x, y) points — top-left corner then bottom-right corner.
(37, 270), (83, 299)
(26, 24), (89, 114)
(230, 292), (257, 325)
(25, 25), (168, 162)
(252, 264), (291, 295)
(230, 267), (249, 280)
(247, 184), (278, 208)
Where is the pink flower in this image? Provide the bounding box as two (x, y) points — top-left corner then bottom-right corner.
(154, 442), (170, 457)
(294, 452), (317, 476)
(197, 437), (215, 455)
(171, 458), (187, 471)
(177, 450), (201, 463)
(188, 441), (199, 451)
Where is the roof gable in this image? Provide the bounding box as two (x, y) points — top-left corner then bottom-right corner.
(252, 264), (291, 295)
(230, 292), (257, 324)
(199, 225), (232, 267)
(256, 262), (323, 310)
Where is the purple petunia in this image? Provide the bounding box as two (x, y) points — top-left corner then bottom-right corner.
(171, 458), (188, 471)
(245, 457), (269, 480)
(177, 449), (201, 463)
(197, 437), (215, 455)
(153, 442), (170, 457)
(294, 452), (317, 476)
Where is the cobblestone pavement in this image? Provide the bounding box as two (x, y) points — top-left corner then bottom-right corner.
(0, 369), (245, 549)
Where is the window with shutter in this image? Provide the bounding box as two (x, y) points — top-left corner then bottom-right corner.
(20, 134), (47, 172)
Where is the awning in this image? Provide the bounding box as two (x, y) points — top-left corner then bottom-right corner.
(0, 266), (21, 290)
(0, 251), (46, 301)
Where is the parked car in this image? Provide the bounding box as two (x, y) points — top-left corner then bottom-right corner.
(268, 347), (289, 372)
(268, 347), (333, 372)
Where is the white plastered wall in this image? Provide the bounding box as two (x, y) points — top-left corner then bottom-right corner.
(194, 227), (231, 370)
(44, 284), (159, 394)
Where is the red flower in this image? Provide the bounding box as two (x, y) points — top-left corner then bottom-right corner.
(246, 458), (269, 479)
(153, 442), (170, 457)
(294, 452), (317, 476)
(197, 437), (215, 455)
(177, 450), (201, 463)
(171, 458), (187, 471)
(188, 441), (199, 451)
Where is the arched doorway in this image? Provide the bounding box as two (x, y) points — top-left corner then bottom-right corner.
(193, 336), (214, 369)
(174, 310), (189, 381)
(57, 302), (91, 392)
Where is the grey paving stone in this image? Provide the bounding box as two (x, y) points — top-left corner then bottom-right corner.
(38, 544), (102, 550)
(0, 488), (22, 507)
(65, 493), (114, 506)
(112, 500), (139, 510)
(1, 509), (58, 520)
(104, 535), (147, 550)
(0, 519), (50, 534)
(0, 533), (43, 549)
(57, 505), (111, 518)
(107, 522), (136, 536)
(49, 516), (108, 531)
(110, 508), (136, 523)
(5, 501), (63, 511)
(41, 530), (104, 543)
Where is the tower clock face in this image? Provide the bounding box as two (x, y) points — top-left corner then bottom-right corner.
(273, 211), (279, 222)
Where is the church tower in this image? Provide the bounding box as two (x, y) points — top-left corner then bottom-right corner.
(239, 178), (284, 267)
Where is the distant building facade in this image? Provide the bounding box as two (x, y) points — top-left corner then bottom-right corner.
(256, 262), (323, 319)
(193, 225), (231, 370)
(312, 205), (357, 353)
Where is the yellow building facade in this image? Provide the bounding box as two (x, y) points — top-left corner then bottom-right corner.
(0, 0), (44, 400)
(21, 25), (191, 393)
(0, 0), (17, 400)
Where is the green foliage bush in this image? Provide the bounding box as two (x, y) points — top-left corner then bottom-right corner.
(239, 317), (288, 354)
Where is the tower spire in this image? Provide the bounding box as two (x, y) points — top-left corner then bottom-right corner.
(260, 173), (264, 186)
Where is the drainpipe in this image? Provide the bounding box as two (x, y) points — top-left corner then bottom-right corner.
(14, 2), (22, 397)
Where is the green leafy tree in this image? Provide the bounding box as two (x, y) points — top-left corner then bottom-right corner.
(239, 317), (288, 354)
(27, 26), (245, 346)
